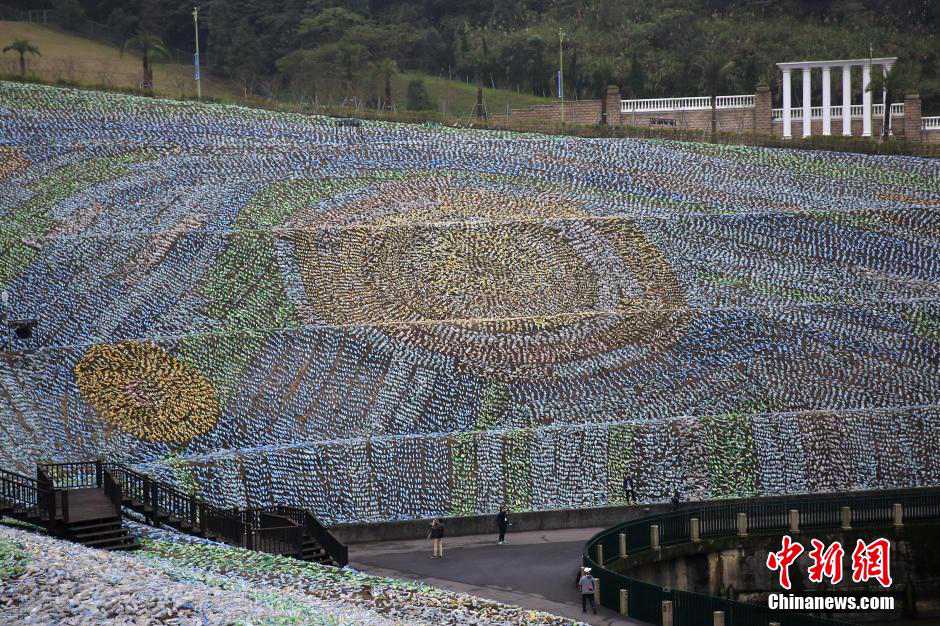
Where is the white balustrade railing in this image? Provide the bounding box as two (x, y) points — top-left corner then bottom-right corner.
(715, 95), (755, 109)
(772, 103), (905, 122)
(924, 116), (940, 130)
(620, 95), (759, 113)
(620, 96), (711, 113)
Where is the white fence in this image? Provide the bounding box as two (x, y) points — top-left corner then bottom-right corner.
(620, 95), (755, 113)
(924, 116), (940, 130)
(771, 103), (905, 121)
(715, 95), (755, 109)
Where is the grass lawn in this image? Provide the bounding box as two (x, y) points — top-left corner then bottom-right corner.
(396, 71), (552, 117)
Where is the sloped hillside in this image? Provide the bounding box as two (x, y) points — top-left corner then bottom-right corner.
(1, 81), (939, 522)
(0, 523), (580, 624)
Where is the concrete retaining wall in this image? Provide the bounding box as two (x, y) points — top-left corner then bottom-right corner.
(331, 502), (672, 544)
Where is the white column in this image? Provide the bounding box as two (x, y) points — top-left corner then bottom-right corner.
(802, 66), (812, 137)
(842, 64), (852, 135)
(862, 61), (872, 136)
(821, 66), (831, 135)
(782, 68), (792, 139)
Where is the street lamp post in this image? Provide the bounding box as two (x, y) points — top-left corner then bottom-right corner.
(193, 6), (202, 100)
(558, 29), (565, 125)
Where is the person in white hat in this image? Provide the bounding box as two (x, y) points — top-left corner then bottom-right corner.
(578, 567), (597, 614)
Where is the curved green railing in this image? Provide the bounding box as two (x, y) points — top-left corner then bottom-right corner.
(583, 486), (940, 626)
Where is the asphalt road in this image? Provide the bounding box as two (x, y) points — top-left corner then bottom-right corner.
(350, 528), (644, 625)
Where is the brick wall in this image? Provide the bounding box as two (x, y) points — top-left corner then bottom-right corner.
(754, 85), (772, 136)
(605, 85), (621, 126)
(904, 94), (923, 143)
(498, 99), (602, 126)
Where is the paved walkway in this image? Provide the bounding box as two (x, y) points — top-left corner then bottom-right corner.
(349, 527), (645, 626)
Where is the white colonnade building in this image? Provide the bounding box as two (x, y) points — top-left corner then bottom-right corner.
(776, 57), (898, 139)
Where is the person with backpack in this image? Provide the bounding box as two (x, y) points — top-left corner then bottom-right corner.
(578, 567), (598, 614)
(427, 518), (445, 558)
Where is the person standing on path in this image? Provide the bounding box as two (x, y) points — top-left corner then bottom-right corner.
(496, 506), (510, 544)
(578, 567), (598, 614)
(428, 518), (445, 558)
(622, 475), (635, 504)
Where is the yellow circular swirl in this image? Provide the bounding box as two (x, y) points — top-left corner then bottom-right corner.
(75, 341), (220, 443)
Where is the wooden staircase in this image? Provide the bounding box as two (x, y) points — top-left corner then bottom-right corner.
(0, 460), (347, 566)
(0, 466), (139, 551)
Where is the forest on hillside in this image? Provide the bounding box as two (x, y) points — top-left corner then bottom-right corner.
(13, 0), (940, 111)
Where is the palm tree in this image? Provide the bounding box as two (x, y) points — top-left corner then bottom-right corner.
(866, 61), (916, 140)
(123, 32), (169, 94)
(370, 58), (399, 110)
(3, 39), (40, 77)
(696, 50), (736, 136)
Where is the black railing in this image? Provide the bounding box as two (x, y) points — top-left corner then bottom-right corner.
(102, 470), (122, 518)
(35, 460), (348, 566)
(585, 486), (940, 626)
(244, 510), (305, 556)
(37, 460), (101, 489)
(302, 508), (349, 566)
(0, 468), (50, 519)
(35, 466), (57, 523)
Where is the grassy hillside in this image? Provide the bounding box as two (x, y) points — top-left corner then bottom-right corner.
(0, 21), (239, 100)
(0, 21), (552, 115)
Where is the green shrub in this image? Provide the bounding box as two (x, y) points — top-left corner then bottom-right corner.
(406, 79), (435, 111)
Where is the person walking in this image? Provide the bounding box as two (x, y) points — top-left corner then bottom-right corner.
(496, 506), (510, 544)
(578, 567), (597, 614)
(428, 518), (445, 558)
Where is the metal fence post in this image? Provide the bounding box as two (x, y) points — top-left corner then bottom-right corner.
(691, 517), (700, 543)
(788, 509), (799, 533)
(840, 506), (852, 530)
(596, 543), (604, 565)
(619, 589), (628, 616)
(651, 524), (660, 550)
(713, 610), (725, 626)
(893, 503), (903, 527)
(618, 532), (627, 557)
(736, 512), (748, 537)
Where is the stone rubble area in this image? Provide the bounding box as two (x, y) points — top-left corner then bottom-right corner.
(0, 524), (587, 625)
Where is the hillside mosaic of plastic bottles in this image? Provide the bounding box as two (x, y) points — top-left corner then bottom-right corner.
(0, 81), (938, 522)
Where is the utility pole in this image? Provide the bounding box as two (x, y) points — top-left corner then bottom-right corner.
(558, 29), (565, 125)
(193, 6), (202, 100)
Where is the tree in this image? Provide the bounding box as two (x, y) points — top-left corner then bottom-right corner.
(369, 58), (399, 110)
(867, 60), (917, 139)
(695, 49), (735, 135)
(123, 32), (169, 94)
(3, 39), (40, 77)
(406, 79), (435, 111)
(297, 7), (365, 46)
(625, 51), (646, 98)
